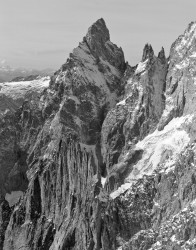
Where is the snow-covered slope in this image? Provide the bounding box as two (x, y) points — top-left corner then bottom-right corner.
(0, 76), (50, 100)
(110, 21), (196, 197)
(0, 76), (50, 114)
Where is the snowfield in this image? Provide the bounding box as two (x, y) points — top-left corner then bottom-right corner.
(0, 76), (50, 114)
(110, 114), (195, 199)
(0, 76), (50, 101)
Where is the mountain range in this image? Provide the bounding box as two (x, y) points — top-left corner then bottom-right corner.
(0, 18), (196, 249)
(0, 63), (54, 83)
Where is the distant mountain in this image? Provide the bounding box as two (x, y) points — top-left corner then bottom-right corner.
(0, 63), (54, 82)
(0, 76), (50, 115)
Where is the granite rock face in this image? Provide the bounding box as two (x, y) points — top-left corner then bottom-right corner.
(1, 18), (196, 250)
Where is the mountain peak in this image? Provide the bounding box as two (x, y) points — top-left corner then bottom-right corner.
(158, 47), (166, 63)
(187, 21), (196, 33)
(142, 43), (154, 61)
(86, 18), (110, 43)
(80, 18), (125, 71)
(170, 21), (196, 60)
(181, 21), (196, 41)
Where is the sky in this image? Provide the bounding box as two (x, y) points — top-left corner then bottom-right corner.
(0, 0), (196, 70)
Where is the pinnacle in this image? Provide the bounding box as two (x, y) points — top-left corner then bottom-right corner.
(95, 18), (106, 27)
(158, 47), (166, 63)
(142, 43), (154, 61)
(187, 21), (196, 32)
(79, 18), (125, 71)
(85, 18), (110, 44)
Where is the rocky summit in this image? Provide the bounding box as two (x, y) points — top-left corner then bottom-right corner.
(1, 18), (196, 250)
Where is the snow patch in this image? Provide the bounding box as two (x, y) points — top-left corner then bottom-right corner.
(161, 95), (174, 119)
(110, 183), (132, 199)
(5, 191), (23, 206)
(190, 52), (196, 58)
(171, 235), (176, 242)
(135, 59), (148, 75)
(0, 76), (50, 100)
(101, 177), (107, 187)
(117, 77), (143, 109)
(117, 98), (126, 106)
(175, 59), (189, 70)
(191, 199), (196, 210)
(128, 115), (193, 180)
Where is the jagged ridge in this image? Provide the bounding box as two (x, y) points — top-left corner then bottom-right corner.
(0, 18), (196, 250)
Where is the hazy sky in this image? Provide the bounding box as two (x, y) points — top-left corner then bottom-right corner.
(1, 0), (196, 70)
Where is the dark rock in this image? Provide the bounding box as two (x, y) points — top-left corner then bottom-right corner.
(142, 43), (154, 62)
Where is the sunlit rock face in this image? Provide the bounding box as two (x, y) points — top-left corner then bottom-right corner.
(1, 18), (196, 250)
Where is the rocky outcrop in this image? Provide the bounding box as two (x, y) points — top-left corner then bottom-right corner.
(1, 18), (196, 250)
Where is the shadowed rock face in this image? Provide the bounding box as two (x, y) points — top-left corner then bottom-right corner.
(0, 77), (50, 199)
(1, 18), (196, 250)
(85, 18), (125, 71)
